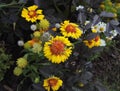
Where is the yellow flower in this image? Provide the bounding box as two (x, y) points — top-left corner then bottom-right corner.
(43, 36), (72, 64)
(83, 40), (95, 48)
(83, 36), (101, 48)
(43, 76), (63, 91)
(38, 19), (50, 31)
(13, 67), (23, 76)
(33, 31), (41, 38)
(94, 36), (101, 46)
(60, 20), (83, 39)
(17, 58), (28, 68)
(21, 5), (44, 22)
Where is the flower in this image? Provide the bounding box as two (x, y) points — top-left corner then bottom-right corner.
(83, 36), (101, 48)
(32, 43), (42, 54)
(26, 39), (41, 47)
(13, 67), (23, 76)
(30, 24), (37, 31)
(17, 40), (24, 46)
(91, 22), (106, 33)
(55, 23), (61, 28)
(17, 58), (28, 68)
(43, 76), (63, 91)
(33, 31), (41, 38)
(100, 39), (106, 46)
(38, 19), (50, 31)
(41, 32), (52, 42)
(76, 5), (84, 11)
(94, 36), (101, 46)
(60, 20), (83, 39)
(43, 36), (72, 64)
(21, 5), (44, 22)
(83, 40), (95, 48)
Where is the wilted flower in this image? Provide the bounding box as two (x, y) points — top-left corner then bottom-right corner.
(17, 40), (24, 46)
(17, 58), (28, 68)
(13, 67), (23, 76)
(43, 36), (72, 64)
(41, 32), (52, 42)
(60, 20), (83, 39)
(30, 24), (37, 31)
(43, 76), (63, 91)
(21, 5), (44, 22)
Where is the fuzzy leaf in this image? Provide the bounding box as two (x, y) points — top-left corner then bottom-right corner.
(114, 27), (120, 34)
(86, 33), (99, 40)
(78, 12), (86, 24)
(110, 20), (119, 26)
(100, 11), (115, 17)
(92, 15), (101, 26)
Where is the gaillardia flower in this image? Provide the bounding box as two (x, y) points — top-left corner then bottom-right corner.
(83, 40), (95, 48)
(21, 5), (44, 22)
(43, 76), (63, 91)
(17, 57), (28, 68)
(60, 20), (83, 39)
(43, 36), (72, 64)
(83, 36), (101, 48)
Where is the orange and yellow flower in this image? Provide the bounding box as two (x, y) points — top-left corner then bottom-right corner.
(21, 5), (44, 22)
(60, 20), (83, 39)
(43, 36), (72, 64)
(43, 76), (63, 91)
(83, 36), (101, 48)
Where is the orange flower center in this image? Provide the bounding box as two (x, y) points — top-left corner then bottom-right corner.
(50, 40), (65, 55)
(88, 40), (93, 45)
(94, 36), (100, 42)
(48, 78), (58, 86)
(65, 24), (76, 33)
(28, 10), (37, 18)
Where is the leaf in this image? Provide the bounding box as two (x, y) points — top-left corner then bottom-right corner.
(85, 22), (92, 30)
(86, 33), (99, 40)
(94, 81), (108, 91)
(18, 0), (27, 3)
(77, 12), (86, 24)
(114, 27), (120, 35)
(80, 71), (93, 84)
(92, 15), (101, 26)
(110, 20), (119, 26)
(100, 11), (115, 18)
(104, 22), (113, 36)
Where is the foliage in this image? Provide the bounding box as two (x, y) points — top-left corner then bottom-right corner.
(0, 43), (13, 81)
(0, 0), (120, 91)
